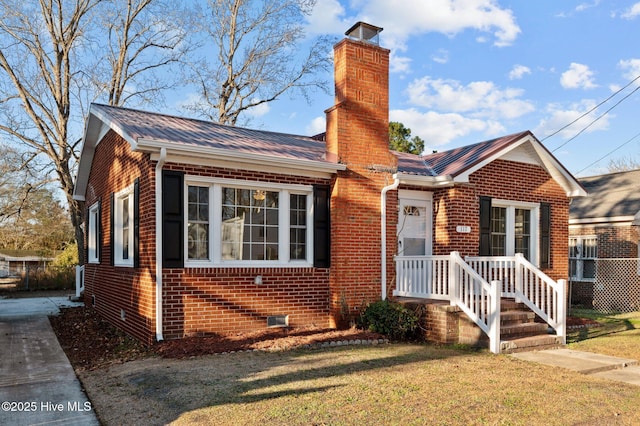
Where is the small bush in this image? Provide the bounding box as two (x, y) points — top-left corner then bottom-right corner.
(356, 299), (419, 340)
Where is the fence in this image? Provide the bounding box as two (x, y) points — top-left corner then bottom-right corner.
(570, 258), (640, 314)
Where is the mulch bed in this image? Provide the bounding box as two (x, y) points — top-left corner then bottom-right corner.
(49, 306), (384, 371)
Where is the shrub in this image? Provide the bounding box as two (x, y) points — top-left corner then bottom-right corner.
(356, 299), (419, 340)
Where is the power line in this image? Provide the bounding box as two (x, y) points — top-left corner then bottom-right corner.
(542, 73), (640, 144)
(575, 130), (640, 176)
(552, 84), (640, 153)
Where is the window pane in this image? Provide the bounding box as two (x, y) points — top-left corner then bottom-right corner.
(289, 194), (307, 260)
(514, 209), (531, 259)
(583, 260), (596, 279)
(122, 197), (129, 259)
(222, 187), (279, 261)
(490, 207), (506, 255)
(187, 186), (209, 260)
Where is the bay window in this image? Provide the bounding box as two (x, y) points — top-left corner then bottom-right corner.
(184, 178), (313, 266)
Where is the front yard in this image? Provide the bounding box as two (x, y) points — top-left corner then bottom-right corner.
(63, 309), (640, 426)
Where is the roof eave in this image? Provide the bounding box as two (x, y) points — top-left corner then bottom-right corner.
(139, 138), (346, 176)
(396, 172), (454, 188)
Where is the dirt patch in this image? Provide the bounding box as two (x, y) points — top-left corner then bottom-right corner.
(49, 306), (385, 371)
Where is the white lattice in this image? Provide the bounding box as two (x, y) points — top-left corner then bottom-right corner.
(592, 258), (640, 313)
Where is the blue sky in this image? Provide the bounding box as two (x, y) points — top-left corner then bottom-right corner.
(171, 0), (640, 177)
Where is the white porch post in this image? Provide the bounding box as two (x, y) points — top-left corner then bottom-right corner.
(556, 279), (567, 344)
(449, 252), (459, 306)
(515, 253), (524, 303)
(488, 279), (501, 354)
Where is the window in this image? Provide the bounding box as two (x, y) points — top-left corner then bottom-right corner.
(488, 200), (538, 262)
(114, 185), (134, 267)
(184, 178), (313, 266)
(569, 236), (597, 281)
(87, 202), (100, 264)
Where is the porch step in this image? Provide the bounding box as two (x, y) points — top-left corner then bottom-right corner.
(500, 310), (536, 326)
(501, 321), (549, 339)
(501, 335), (564, 354)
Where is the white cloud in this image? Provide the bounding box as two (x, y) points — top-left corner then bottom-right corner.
(431, 49), (449, 64)
(405, 76), (534, 119)
(306, 0), (348, 34)
(309, 0), (520, 49)
(618, 58), (640, 84)
(508, 64), (531, 80)
(306, 116), (326, 136)
(560, 63), (597, 89)
(535, 100), (610, 139)
(621, 2), (640, 19)
(390, 108), (504, 146)
(576, 1), (600, 12)
(390, 52), (412, 73)
(245, 100), (270, 118)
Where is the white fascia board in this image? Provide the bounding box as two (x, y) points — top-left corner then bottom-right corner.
(141, 139), (345, 178)
(396, 172), (454, 188)
(569, 216), (636, 226)
(527, 139), (587, 197)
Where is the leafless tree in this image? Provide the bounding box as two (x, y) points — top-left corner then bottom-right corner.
(0, 0), (190, 263)
(608, 156), (640, 173)
(186, 0), (332, 125)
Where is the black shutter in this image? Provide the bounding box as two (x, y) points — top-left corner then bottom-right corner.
(479, 196), (492, 256)
(110, 192), (115, 266)
(540, 202), (551, 268)
(133, 178), (140, 268)
(313, 184), (330, 268)
(162, 170), (184, 268)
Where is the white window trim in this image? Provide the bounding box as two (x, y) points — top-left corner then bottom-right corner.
(569, 235), (597, 282)
(87, 202), (100, 264)
(184, 177), (314, 268)
(492, 199), (539, 266)
(114, 184), (135, 267)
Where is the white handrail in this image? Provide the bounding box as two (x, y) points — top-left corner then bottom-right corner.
(393, 255), (451, 300)
(449, 252), (500, 353)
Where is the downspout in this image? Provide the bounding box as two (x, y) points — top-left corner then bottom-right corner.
(155, 148), (167, 341)
(381, 174), (400, 300)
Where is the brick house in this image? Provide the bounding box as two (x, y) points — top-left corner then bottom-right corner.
(74, 23), (586, 352)
(569, 169), (640, 311)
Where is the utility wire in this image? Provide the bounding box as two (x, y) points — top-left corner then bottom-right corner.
(575, 129), (640, 176)
(542, 73), (640, 143)
(552, 84), (640, 153)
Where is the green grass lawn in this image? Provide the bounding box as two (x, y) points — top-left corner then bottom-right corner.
(568, 309), (640, 360)
(83, 310), (640, 426)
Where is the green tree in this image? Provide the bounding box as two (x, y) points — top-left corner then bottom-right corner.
(389, 121), (425, 155)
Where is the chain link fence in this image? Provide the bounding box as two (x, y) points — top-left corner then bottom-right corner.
(570, 258), (640, 314)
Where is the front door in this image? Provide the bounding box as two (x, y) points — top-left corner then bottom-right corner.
(397, 191), (432, 256)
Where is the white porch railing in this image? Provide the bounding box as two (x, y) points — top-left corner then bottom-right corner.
(394, 252), (566, 353)
(75, 265), (85, 299)
(467, 254), (566, 343)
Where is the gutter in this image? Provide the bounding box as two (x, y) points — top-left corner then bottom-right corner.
(155, 147), (167, 341)
(380, 174), (400, 300)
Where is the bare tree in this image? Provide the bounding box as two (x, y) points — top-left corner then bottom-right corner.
(186, 0), (332, 125)
(608, 156), (640, 172)
(0, 0), (190, 263)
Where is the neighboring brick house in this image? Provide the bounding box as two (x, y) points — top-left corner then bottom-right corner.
(73, 23), (585, 347)
(569, 169), (640, 311)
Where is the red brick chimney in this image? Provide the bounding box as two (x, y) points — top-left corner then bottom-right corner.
(325, 22), (398, 327)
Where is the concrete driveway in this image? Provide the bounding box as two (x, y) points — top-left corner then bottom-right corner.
(0, 296), (100, 426)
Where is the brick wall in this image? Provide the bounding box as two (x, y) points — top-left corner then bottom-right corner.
(83, 132), (334, 343)
(325, 37), (397, 325)
(569, 224), (639, 258)
(82, 130), (157, 344)
(435, 159), (570, 281)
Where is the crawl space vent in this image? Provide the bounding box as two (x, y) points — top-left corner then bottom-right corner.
(267, 315), (289, 328)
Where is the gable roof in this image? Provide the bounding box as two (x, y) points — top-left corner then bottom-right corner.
(74, 104), (345, 200)
(394, 131), (586, 197)
(570, 168), (640, 224)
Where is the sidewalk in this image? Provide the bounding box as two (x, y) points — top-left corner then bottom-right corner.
(512, 348), (640, 386)
(0, 296), (100, 426)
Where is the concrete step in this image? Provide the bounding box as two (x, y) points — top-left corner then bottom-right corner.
(500, 310), (536, 326)
(501, 321), (549, 338)
(501, 335), (564, 354)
